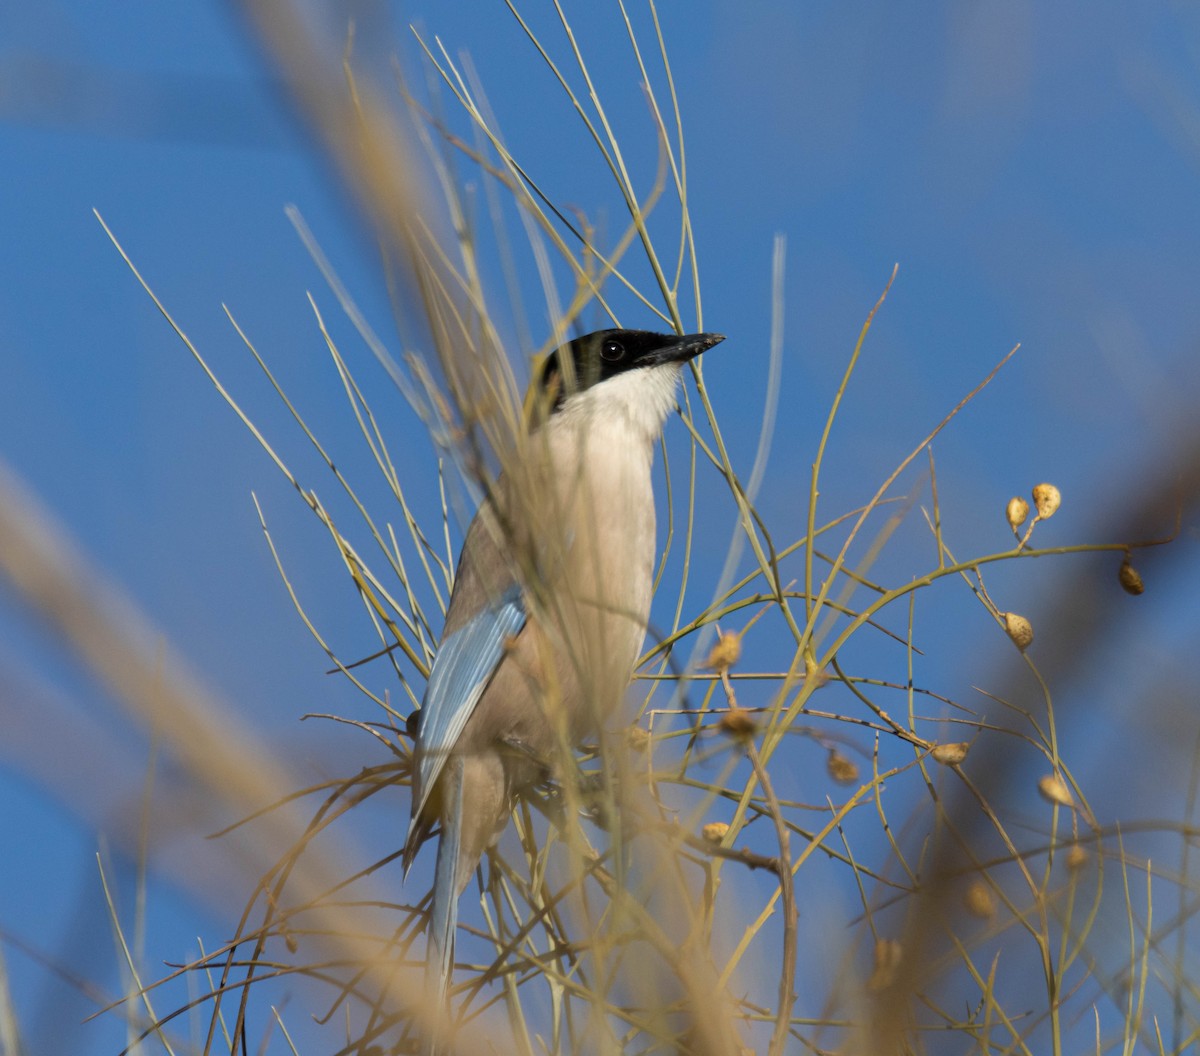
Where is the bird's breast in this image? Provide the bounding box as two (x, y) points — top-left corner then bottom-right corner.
(537, 418), (658, 726)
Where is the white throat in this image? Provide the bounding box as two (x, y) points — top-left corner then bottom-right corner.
(552, 363), (682, 447)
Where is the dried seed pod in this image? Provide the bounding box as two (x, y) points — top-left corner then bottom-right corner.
(869, 938), (902, 990)
(701, 821), (730, 844)
(1066, 843), (1088, 870)
(1118, 560), (1144, 595)
(705, 630), (742, 671)
(1003, 612), (1034, 651)
(931, 741), (970, 766)
(1038, 773), (1075, 808)
(718, 708), (758, 738)
(1032, 483), (1061, 520)
(827, 749), (859, 784)
(964, 879), (997, 919)
(1006, 496), (1029, 529)
(626, 725), (651, 753)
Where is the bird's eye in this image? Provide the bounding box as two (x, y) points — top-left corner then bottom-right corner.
(601, 339), (625, 362)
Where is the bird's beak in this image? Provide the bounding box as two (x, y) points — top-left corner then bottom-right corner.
(647, 332), (725, 366)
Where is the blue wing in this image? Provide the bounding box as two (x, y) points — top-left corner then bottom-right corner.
(405, 582), (526, 850)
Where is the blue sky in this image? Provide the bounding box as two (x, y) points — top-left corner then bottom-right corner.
(2, 2), (1200, 1053)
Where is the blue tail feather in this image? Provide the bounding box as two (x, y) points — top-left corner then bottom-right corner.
(424, 759), (464, 1055)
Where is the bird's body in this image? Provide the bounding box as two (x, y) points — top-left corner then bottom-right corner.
(403, 329), (724, 1048)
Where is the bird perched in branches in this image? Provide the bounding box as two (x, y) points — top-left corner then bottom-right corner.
(403, 328), (724, 1050)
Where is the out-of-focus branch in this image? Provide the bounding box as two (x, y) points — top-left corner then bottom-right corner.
(235, 0), (523, 478)
(0, 456), (497, 1049)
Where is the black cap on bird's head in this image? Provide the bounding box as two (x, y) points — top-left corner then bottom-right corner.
(537, 329), (725, 414)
